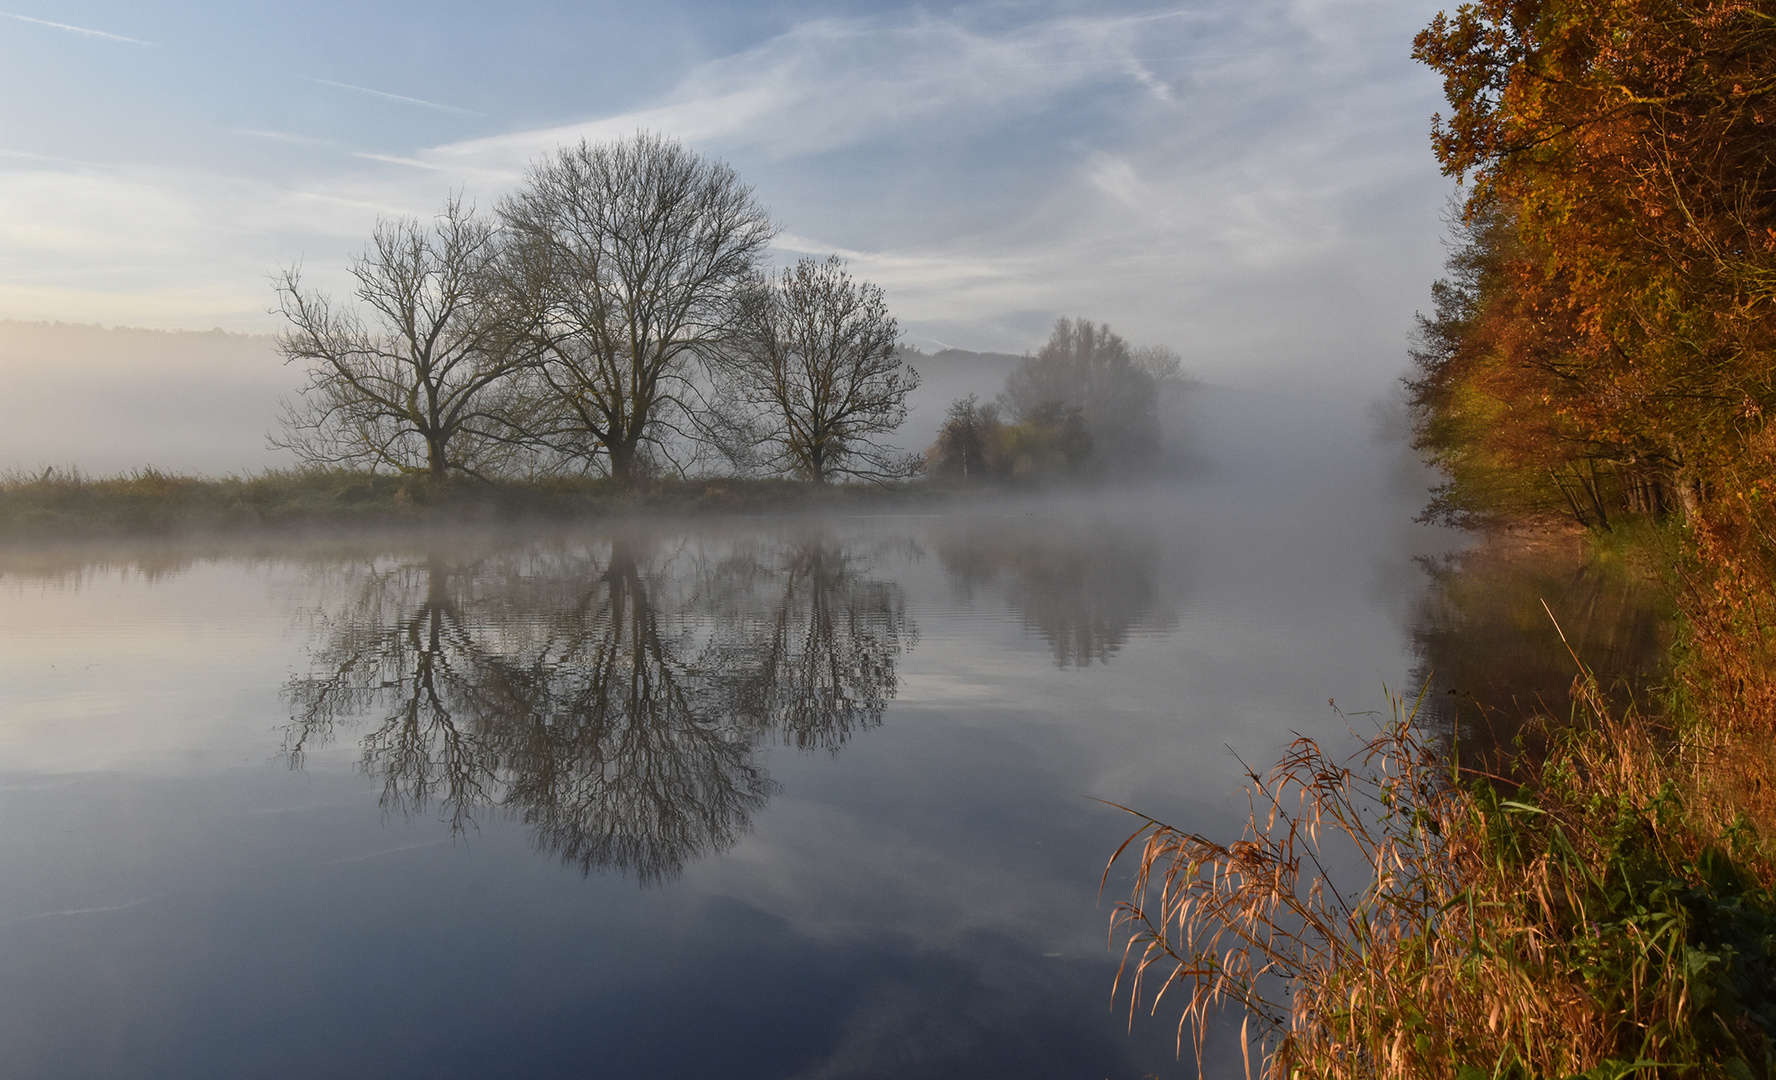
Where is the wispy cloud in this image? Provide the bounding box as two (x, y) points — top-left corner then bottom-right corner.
(226, 128), (338, 148)
(0, 11), (151, 45)
(0, 0), (1453, 389)
(351, 151), (449, 171)
(306, 77), (486, 117)
(428, 9), (1201, 174)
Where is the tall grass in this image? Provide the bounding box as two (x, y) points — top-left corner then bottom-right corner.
(1106, 676), (1776, 1079)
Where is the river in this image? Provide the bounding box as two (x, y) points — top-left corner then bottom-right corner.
(0, 401), (1666, 1079)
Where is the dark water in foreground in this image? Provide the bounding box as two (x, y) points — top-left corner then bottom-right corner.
(0, 467), (1669, 1077)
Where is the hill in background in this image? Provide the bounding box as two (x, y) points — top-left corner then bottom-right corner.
(895, 347), (1028, 457)
(0, 321), (295, 477)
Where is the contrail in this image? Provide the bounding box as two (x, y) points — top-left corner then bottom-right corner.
(307, 77), (485, 117)
(0, 893), (166, 928)
(0, 11), (152, 45)
(352, 151), (448, 171)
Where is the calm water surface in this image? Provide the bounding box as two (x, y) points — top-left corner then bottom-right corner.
(0, 451), (1653, 1078)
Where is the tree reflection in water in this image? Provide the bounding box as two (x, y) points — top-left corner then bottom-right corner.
(1409, 533), (1674, 768)
(935, 520), (1177, 668)
(714, 539), (913, 751)
(283, 535), (912, 882)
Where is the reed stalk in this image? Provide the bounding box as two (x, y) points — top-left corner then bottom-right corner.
(1106, 680), (1776, 1079)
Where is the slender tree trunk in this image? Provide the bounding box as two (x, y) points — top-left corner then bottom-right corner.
(1551, 468), (1591, 528)
(1582, 460), (1611, 531)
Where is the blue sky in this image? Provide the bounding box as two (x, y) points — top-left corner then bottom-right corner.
(0, 0), (1453, 388)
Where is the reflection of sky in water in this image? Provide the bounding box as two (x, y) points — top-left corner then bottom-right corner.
(0, 464), (1483, 1077)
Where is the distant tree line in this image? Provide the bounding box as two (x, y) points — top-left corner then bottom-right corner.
(926, 318), (1190, 483)
(274, 133), (919, 486)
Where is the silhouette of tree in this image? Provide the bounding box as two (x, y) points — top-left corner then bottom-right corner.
(719, 256), (920, 484)
(1002, 319), (1159, 473)
(274, 197), (528, 479)
(496, 133), (776, 482)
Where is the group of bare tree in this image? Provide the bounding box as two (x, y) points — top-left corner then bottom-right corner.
(274, 133), (919, 485)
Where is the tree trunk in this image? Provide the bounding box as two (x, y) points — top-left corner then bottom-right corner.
(1676, 466), (1703, 525)
(608, 441), (637, 485)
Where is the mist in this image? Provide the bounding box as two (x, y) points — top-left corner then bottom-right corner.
(0, 321), (297, 476)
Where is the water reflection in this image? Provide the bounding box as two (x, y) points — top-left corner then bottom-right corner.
(935, 520), (1178, 667)
(284, 534), (913, 882)
(1409, 533), (1674, 764)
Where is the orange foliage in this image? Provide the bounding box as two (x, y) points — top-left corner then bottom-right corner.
(1414, 0), (1776, 516)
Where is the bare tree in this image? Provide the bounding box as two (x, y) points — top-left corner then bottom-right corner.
(273, 197), (525, 479)
(720, 256), (920, 484)
(497, 133), (776, 482)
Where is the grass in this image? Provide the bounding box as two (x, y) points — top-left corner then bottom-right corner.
(0, 466), (932, 538)
(1107, 674), (1776, 1078)
(1105, 496), (1776, 1079)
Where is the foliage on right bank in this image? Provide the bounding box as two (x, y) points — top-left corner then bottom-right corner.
(1110, 2), (1776, 1076)
(1405, 0), (1776, 530)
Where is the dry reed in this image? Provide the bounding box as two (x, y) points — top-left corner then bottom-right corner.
(1106, 677), (1776, 1080)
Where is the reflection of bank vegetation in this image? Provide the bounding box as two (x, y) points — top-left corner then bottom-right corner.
(1409, 532), (1673, 765)
(283, 535), (911, 882)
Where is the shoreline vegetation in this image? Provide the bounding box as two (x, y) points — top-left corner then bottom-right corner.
(1106, 2), (1776, 1077)
(0, 467), (955, 540)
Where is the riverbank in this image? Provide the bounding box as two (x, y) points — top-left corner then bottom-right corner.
(0, 467), (944, 539)
(1108, 517), (1776, 1078)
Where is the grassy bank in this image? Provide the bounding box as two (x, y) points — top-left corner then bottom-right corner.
(0, 467), (936, 539)
(1108, 520), (1776, 1079)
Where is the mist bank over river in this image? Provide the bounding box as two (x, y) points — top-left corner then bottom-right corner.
(0, 320), (1416, 508)
(0, 461), (1463, 1078)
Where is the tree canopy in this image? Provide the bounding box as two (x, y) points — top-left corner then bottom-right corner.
(1410, 0), (1776, 525)
(495, 133), (778, 482)
(273, 197), (527, 479)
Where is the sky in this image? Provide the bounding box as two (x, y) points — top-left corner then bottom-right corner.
(0, 0), (1457, 469)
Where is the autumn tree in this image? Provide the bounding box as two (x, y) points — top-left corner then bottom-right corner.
(497, 133), (776, 482)
(273, 197), (526, 479)
(720, 256), (920, 484)
(1413, 0), (1776, 521)
(928, 395), (1005, 479)
(1406, 201), (1661, 527)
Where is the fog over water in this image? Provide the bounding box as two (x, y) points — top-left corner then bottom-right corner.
(0, 321), (290, 476)
(0, 397), (1531, 1077)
